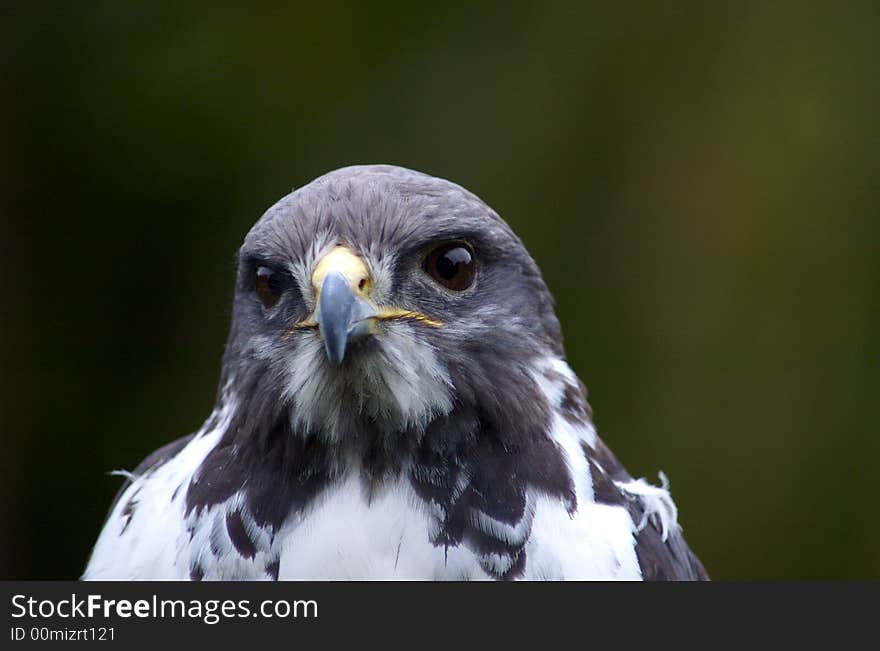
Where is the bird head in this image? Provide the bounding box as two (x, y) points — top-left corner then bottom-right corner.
(220, 165), (564, 444)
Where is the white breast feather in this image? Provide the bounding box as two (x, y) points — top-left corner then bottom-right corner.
(82, 407), (231, 580)
(84, 357), (679, 580)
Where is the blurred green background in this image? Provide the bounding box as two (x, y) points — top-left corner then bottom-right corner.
(2, 2), (878, 580)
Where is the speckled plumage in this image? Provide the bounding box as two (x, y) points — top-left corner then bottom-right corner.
(83, 165), (707, 581)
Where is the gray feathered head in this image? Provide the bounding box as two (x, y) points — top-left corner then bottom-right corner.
(220, 165), (564, 439)
(188, 164), (579, 540)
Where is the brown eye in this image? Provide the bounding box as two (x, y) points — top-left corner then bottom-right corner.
(424, 242), (475, 291)
(254, 266), (282, 308)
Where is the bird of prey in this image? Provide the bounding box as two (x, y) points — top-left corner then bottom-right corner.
(83, 165), (707, 581)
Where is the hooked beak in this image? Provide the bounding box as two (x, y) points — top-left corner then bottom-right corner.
(290, 245), (443, 365)
(314, 270), (377, 366)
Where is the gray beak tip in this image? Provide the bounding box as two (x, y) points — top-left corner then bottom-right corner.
(324, 339), (347, 366)
(315, 271), (375, 366)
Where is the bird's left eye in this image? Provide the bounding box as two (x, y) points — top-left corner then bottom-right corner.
(254, 266), (282, 308)
(423, 242), (476, 291)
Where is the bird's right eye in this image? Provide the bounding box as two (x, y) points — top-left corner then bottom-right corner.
(254, 266), (282, 308)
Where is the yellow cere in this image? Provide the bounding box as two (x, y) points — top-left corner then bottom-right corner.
(311, 246), (371, 300)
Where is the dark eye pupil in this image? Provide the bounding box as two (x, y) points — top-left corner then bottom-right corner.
(255, 266), (281, 308)
(436, 247), (470, 279)
(425, 243), (475, 291)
